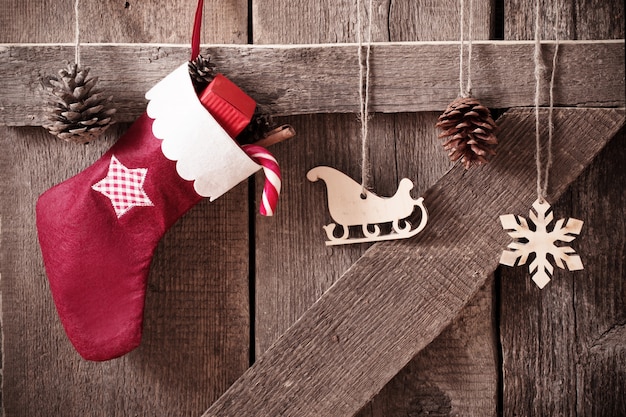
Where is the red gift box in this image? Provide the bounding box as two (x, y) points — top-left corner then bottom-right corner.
(198, 74), (256, 139)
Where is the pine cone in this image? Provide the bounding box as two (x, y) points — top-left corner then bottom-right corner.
(436, 97), (498, 169)
(188, 54), (217, 92)
(236, 106), (275, 145)
(43, 63), (116, 144)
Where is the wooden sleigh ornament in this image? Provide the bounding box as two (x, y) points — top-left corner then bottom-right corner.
(307, 166), (428, 245)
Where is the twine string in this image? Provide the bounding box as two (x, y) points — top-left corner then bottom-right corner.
(74, 0), (81, 66)
(459, 0), (465, 96)
(545, 12), (559, 195)
(533, 1), (544, 201)
(356, 0), (374, 194)
(458, 0), (474, 98)
(466, 0), (474, 96)
(533, 1), (559, 203)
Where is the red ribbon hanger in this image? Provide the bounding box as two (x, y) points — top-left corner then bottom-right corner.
(191, 0), (204, 60)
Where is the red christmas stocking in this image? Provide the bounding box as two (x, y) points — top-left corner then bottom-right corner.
(37, 64), (261, 361)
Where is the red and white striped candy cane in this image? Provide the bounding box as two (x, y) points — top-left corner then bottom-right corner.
(241, 144), (281, 216)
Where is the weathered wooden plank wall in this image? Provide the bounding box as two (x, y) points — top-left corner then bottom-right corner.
(203, 108), (623, 416)
(0, 0), (246, 44)
(0, 0), (624, 416)
(500, 1), (626, 416)
(253, 1), (498, 416)
(0, 1), (251, 416)
(2, 42), (624, 123)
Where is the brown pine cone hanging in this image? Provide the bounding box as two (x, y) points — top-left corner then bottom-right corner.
(188, 54), (217, 92)
(236, 106), (275, 145)
(43, 63), (116, 144)
(436, 97), (498, 169)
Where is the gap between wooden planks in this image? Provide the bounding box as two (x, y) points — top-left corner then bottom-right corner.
(0, 40), (623, 126)
(200, 107), (625, 417)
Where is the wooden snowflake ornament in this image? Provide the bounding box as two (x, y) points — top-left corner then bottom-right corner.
(499, 199), (584, 289)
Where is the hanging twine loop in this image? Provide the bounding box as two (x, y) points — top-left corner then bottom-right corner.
(534, 1), (560, 203)
(74, 0), (81, 66)
(356, 0), (374, 194)
(458, 0), (474, 98)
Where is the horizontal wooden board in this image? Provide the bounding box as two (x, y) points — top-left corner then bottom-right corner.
(200, 107), (625, 417)
(0, 40), (623, 125)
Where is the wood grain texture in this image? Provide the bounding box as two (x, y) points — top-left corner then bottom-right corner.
(356, 102), (497, 416)
(0, 1), (251, 416)
(253, 113), (373, 356)
(569, 128), (626, 417)
(365, 2), (499, 412)
(254, 2), (496, 416)
(0, 0), (246, 44)
(0, 41), (623, 126)
(505, 0), (625, 40)
(387, 0), (492, 41)
(356, 280), (497, 417)
(253, 0), (491, 44)
(500, 1), (626, 416)
(203, 107), (624, 417)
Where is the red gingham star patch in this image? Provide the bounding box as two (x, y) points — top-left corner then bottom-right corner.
(92, 155), (154, 218)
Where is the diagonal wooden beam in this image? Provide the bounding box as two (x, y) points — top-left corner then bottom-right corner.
(201, 107), (625, 417)
(0, 41), (623, 126)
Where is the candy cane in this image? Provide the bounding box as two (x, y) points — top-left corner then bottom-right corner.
(241, 144), (281, 216)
